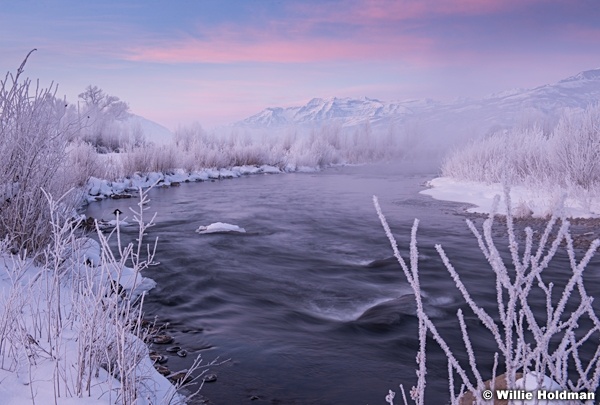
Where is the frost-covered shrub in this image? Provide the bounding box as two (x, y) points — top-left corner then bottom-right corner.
(120, 143), (187, 175)
(0, 52), (79, 251)
(441, 126), (552, 186)
(441, 105), (600, 196)
(99, 117), (409, 179)
(375, 193), (600, 404)
(166, 121), (405, 171)
(66, 141), (104, 186)
(552, 106), (600, 189)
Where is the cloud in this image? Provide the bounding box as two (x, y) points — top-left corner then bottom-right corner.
(125, 28), (433, 64)
(123, 0), (560, 66)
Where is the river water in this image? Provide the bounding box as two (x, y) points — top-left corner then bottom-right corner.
(85, 163), (600, 405)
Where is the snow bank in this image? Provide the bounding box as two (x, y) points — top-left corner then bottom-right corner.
(421, 177), (600, 218)
(0, 238), (181, 405)
(84, 164), (302, 204)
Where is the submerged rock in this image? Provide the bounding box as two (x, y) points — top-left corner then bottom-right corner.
(203, 373), (217, 383)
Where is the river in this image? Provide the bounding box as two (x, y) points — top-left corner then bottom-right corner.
(85, 163), (600, 405)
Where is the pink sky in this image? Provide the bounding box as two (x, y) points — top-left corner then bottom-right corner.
(1, 0), (598, 129)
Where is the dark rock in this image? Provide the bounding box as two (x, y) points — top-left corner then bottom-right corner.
(154, 364), (170, 376)
(166, 345), (181, 353)
(203, 373), (217, 383)
(152, 335), (174, 344)
(149, 351), (168, 364)
(168, 370), (193, 384)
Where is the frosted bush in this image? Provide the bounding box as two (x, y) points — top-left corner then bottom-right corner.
(165, 121), (405, 172)
(66, 141), (103, 186)
(375, 192), (600, 404)
(441, 105), (600, 199)
(552, 106), (600, 189)
(0, 51), (80, 251)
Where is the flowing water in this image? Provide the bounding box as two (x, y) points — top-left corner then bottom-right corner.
(85, 163), (600, 405)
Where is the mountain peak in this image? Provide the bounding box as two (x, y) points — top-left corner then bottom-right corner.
(559, 68), (600, 83)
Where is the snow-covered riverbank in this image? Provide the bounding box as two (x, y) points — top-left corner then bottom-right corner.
(84, 164), (317, 204)
(421, 177), (600, 219)
(0, 236), (184, 404)
(0, 186), (194, 404)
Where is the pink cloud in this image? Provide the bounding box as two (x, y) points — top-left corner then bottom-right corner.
(125, 33), (433, 64)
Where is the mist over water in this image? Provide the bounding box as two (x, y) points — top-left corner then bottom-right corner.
(85, 164), (600, 404)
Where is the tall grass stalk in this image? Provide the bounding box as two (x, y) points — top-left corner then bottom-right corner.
(374, 190), (600, 404)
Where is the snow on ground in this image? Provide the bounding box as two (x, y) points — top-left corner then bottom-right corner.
(421, 177), (600, 218)
(0, 238), (182, 405)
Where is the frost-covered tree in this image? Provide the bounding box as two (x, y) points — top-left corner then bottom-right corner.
(78, 85), (132, 152)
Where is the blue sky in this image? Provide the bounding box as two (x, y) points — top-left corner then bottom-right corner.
(1, 0), (599, 129)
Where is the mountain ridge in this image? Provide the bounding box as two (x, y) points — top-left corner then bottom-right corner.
(235, 68), (600, 130)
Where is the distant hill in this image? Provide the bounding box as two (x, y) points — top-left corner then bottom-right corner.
(124, 114), (173, 145)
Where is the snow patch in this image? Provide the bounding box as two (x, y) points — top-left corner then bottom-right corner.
(195, 222), (246, 234)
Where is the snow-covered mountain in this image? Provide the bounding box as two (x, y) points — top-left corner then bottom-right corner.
(236, 68), (600, 132)
(237, 96), (434, 127)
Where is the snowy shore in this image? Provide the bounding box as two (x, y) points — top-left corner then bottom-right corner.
(0, 235), (183, 405)
(421, 177), (600, 219)
(84, 164), (317, 204)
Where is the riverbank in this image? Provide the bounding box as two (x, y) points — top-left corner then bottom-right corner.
(421, 176), (600, 219)
(83, 164), (319, 205)
(0, 234), (183, 404)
